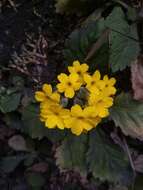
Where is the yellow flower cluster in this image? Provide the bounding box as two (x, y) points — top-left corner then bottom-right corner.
(35, 60), (116, 136)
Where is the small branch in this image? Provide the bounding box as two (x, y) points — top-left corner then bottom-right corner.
(85, 29), (110, 62)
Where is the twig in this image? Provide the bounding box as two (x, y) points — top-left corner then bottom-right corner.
(85, 29), (110, 62)
(122, 136), (136, 190)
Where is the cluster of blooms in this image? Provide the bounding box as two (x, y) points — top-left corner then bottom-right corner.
(35, 60), (116, 136)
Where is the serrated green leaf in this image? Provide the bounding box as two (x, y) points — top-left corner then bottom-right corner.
(0, 92), (21, 113)
(22, 104), (66, 142)
(110, 93), (143, 140)
(56, 133), (87, 176)
(105, 7), (140, 72)
(64, 18), (109, 73)
(87, 128), (133, 183)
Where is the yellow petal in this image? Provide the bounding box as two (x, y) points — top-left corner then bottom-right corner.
(98, 108), (109, 118)
(57, 83), (65, 93)
(42, 84), (52, 96)
(80, 120), (93, 131)
(84, 74), (92, 84)
(84, 106), (98, 117)
(51, 92), (60, 103)
(65, 87), (75, 98)
(103, 75), (109, 82)
(71, 121), (83, 136)
(109, 78), (116, 86)
(71, 104), (82, 116)
(68, 66), (75, 73)
(69, 73), (79, 83)
(58, 73), (68, 82)
(81, 63), (89, 72)
(64, 117), (74, 128)
(73, 60), (80, 67)
(56, 118), (65, 129)
(35, 91), (46, 102)
(45, 115), (57, 128)
(93, 70), (101, 80)
(73, 82), (82, 90)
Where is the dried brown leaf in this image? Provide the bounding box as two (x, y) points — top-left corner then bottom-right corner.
(134, 155), (143, 173)
(131, 56), (143, 101)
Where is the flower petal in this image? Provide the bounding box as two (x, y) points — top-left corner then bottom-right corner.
(57, 83), (65, 93)
(81, 63), (89, 72)
(71, 121), (83, 136)
(71, 104), (82, 116)
(93, 70), (101, 80)
(42, 84), (52, 96)
(45, 115), (57, 128)
(65, 87), (75, 98)
(73, 60), (80, 67)
(51, 92), (60, 103)
(69, 73), (79, 83)
(84, 74), (92, 84)
(35, 91), (46, 102)
(58, 73), (68, 82)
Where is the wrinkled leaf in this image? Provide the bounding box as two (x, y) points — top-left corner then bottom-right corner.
(0, 92), (21, 113)
(131, 57), (143, 101)
(87, 128), (133, 183)
(56, 133), (87, 176)
(105, 7), (140, 72)
(110, 93), (143, 140)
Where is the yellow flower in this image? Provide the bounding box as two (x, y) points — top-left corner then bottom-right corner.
(88, 92), (113, 118)
(68, 60), (89, 83)
(35, 84), (60, 104)
(102, 75), (116, 96)
(57, 73), (82, 98)
(84, 70), (104, 93)
(64, 104), (101, 135)
(40, 104), (70, 130)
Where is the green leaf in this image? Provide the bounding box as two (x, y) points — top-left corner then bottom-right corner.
(110, 93), (143, 140)
(0, 92), (21, 113)
(64, 18), (109, 73)
(105, 7), (140, 72)
(0, 155), (27, 173)
(26, 172), (45, 189)
(22, 104), (66, 142)
(87, 128), (133, 183)
(56, 133), (87, 176)
(22, 104), (46, 139)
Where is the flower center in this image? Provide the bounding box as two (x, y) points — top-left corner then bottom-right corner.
(77, 71), (81, 75)
(91, 81), (95, 85)
(67, 82), (72, 86)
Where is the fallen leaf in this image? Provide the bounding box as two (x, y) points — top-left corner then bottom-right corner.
(134, 155), (143, 173)
(28, 162), (48, 173)
(131, 56), (143, 101)
(8, 135), (28, 151)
